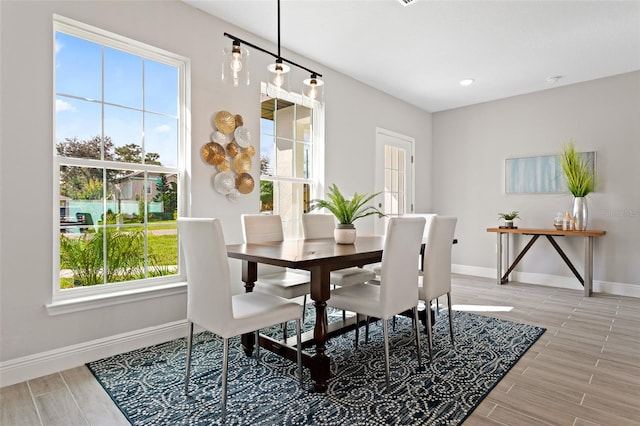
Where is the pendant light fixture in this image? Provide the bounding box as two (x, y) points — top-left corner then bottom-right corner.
(222, 0), (323, 101)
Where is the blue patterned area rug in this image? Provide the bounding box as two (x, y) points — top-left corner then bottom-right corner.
(87, 309), (545, 425)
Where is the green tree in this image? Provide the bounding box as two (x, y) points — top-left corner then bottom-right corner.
(153, 174), (177, 214)
(259, 155), (273, 212)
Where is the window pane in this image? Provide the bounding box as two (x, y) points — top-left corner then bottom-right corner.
(295, 105), (311, 142)
(271, 181), (309, 239)
(275, 101), (295, 140)
(104, 47), (143, 109)
(55, 32), (102, 100)
(145, 112), (177, 167)
(145, 60), (178, 115)
(56, 97), (102, 156)
(275, 137), (294, 177)
(59, 165), (104, 288)
(260, 127), (275, 176)
(105, 105), (143, 163)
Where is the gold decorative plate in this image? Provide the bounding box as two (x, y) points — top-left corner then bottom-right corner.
(214, 110), (236, 134)
(225, 142), (239, 158)
(201, 142), (225, 166)
(235, 172), (255, 194)
(232, 152), (252, 173)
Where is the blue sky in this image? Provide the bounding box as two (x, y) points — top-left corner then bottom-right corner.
(55, 32), (178, 168)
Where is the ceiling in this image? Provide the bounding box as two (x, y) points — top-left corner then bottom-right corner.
(183, 0), (640, 112)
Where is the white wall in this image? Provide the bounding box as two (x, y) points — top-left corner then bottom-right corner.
(432, 71), (640, 294)
(0, 0), (431, 382)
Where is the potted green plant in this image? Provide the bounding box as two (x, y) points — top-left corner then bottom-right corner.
(559, 140), (596, 230)
(498, 211), (520, 229)
(310, 183), (383, 244)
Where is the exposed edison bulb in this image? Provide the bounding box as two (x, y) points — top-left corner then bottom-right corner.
(273, 64), (285, 87)
(303, 74), (324, 102)
(267, 59), (290, 89)
(230, 46), (243, 72)
(307, 79), (317, 99)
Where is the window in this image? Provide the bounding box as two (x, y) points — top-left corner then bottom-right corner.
(53, 16), (188, 300)
(259, 84), (324, 239)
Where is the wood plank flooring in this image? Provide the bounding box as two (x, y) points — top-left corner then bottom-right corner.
(1, 275), (639, 425)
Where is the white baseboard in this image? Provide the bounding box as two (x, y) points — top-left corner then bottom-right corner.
(452, 264), (640, 298)
(0, 319), (190, 388)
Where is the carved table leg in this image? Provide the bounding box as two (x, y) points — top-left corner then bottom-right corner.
(309, 266), (330, 392)
(241, 261), (257, 356)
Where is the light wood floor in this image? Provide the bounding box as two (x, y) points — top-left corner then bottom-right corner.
(2, 275), (639, 425)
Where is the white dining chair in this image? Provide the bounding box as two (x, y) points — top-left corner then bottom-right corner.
(178, 217), (303, 420)
(241, 214), (311, 336)
(327, 217), (425, 387)
(419, 216), (458, 361)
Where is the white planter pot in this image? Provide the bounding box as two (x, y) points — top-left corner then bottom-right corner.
(334, 224), (356, 244)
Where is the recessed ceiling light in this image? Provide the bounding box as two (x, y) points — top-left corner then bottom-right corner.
(547, 76), (562, 84)
(459, 79), (475, 86)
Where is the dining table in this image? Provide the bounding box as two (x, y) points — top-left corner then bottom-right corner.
(226, 235), (385, 392)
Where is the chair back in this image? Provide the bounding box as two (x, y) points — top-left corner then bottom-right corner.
(419, 216), (457, 301)
(241, 214), (284, 243)
(241, 214), (286, 275)
(177, 218), (232, 333)
(379, 217), (426, 317)
(302, 214), (335, 239)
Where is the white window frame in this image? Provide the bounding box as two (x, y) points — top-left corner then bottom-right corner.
(50, 15), (190, 310)
(260, 83), (325, 239)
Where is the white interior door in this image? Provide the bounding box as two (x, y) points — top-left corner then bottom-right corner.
(374, 127), (414, 234)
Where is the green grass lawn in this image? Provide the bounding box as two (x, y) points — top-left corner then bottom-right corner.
(59, 229), (178, 288)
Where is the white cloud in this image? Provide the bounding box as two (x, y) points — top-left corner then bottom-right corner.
(153, 124), (171, 133)
(55, 40), (62, 55)
(56, 99), (76, 112)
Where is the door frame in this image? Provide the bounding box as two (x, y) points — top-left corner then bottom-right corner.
(374, 127), (415, 234)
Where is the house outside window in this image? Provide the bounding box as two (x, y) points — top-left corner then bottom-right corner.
(53, 16), (188, 300)
(259, 83), (324, 239)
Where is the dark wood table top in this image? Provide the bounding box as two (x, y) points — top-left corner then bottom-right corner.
(226, 235), (385, 270)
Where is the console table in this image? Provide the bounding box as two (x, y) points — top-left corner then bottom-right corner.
(486, 228), (606, 297)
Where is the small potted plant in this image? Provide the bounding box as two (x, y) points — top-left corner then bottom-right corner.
(310, 183), (383, 244)
(498, 211), (520, 229)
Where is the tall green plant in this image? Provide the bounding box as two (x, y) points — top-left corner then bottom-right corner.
(559, 140), (596, 197)
(310, 183), (383, 224)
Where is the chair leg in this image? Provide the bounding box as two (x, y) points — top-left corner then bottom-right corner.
(282, 323), (288, 342)
(302, 295), (307, 322)
(221, 337), (229, 420)
(426, 299), (434, 362)
(392, 315), (396, 331)
(354, 313), (360, 349)
(383, 319), (390, 388)
(365, 316), (370, 343)
(447, 292), (455, 346)
(296, 318), (303, 385)
(184, 321), (194, 394)
(255, 330), (260, 362)
(412, 306), (422, 366)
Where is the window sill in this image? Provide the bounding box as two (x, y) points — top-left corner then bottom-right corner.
(45, 282), (187, 316)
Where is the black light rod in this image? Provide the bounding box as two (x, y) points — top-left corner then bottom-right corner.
(223, 32), (323, 78)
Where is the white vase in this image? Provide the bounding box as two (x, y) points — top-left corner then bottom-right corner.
(572, 196), (588, 231)
(334, 224), (356, 244)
